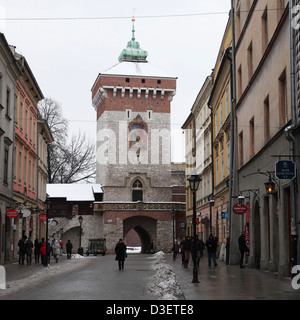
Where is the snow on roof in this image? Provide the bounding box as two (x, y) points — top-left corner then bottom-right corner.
(102, 61), (177, 79)
(46, 184), (103, 202)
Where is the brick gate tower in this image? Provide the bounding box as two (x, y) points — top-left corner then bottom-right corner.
(91, 17), (182, 253)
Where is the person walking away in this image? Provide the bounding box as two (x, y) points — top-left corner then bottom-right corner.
(115, 238), (127, 270)
(40, 243), (47, 266)
(172, 239), (179, 260)
(206, 234), (217, 267)
(238, 232), (249, 268)
(34, 239), (41, 263)
(53, 240), (61, 263)
(25, 237), (33, 265)
(59, 240), (63, 256)
(66, 240), (73, 259)
(39, 238), (45, 265)
(18, 235), (27, 265)
(183, 236), (192, 268)
(180, 237), (185, 266)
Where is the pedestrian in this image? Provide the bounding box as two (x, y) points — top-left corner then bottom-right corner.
(51, 239), (55, 256)
(192, 235), (205, 268)
(179, 237), (185, 266)
(149, 240), (154, 254)
(25, 237), (33, 265)
(183, 236), (192, 268)
(53, 240), (61, 263)
(34, 239), (41, 263)
(115, 238), (127, 270)
(39, 238), (45, 265)
(40, 242), (47, 266)
(238, 232), (249, 268)
(66, 240), (73, 259)
(206, 234), (217, 268)
(18, 235), (27, 265)
(59, 240), (63, 256)
(172, 239), (179, 260)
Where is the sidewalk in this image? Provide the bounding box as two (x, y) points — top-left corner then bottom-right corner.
(165, 253), (300, 300)
(0, 253), (94, 296)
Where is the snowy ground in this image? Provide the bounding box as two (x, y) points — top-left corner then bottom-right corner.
(147, 251), (185, 300)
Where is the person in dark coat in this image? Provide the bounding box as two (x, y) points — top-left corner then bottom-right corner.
(66, 240), (73, 259)
(34, 239), (41, 263)
(206, 234), (217, 267)
(25, 237), (33, 265)
(183, 236), (192, 268)
(115, 238), (127, 270)
(238, 232), (249, 268)
(180, 237), (185, 266)
(18, 235), (27, 265)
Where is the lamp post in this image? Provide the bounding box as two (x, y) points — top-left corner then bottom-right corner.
(45, 194), (50, 267)
(209, 199), (215, 234)
(78, 215), (83, 255)
(188, 174), (201, 283)
(171, 208), (176, 260)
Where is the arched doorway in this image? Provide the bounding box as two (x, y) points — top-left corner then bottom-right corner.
(123, 216), (157, 253)
(253, 200), (261, 269)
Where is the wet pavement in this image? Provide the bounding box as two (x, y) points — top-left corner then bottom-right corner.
(165, 254), (300, 300)
(0, 252), (299, 300)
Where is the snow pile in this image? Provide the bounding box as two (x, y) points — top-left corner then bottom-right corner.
(71, 253), (85, 259)
(148, 251), (184, 300)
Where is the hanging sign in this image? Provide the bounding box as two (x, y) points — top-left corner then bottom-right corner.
(6, 210), (18, 218)
(232, 204), (247, 215)
(21, 209), (31, 217)
(39, 215), (47, 222)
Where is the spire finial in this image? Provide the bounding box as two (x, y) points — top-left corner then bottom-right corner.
(131, 8), (136, 41)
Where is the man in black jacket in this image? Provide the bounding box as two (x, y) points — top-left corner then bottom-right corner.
(238, 232), (249, 268)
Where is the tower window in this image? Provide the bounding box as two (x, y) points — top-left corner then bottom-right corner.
(157, 80), (161, 84)
(141, 79), (145, 83)
(125, 78), (130, 83)
(132, 179), (143, 202)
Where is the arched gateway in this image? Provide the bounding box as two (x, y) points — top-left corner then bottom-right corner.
(91, 18), (183, 254)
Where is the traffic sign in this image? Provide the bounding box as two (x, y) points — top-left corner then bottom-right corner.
(232, 204), (247, 215)
(275, 160), (296, 180)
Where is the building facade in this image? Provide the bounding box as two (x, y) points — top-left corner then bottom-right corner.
(208, 16), (232, 254)
(0, 34), (21, 264)
(232, 0), (298, 275)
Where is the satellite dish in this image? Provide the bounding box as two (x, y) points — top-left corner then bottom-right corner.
(21, 209), (31, 217)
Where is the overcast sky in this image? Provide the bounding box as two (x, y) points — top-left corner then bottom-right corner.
(1, 0), (230, 162)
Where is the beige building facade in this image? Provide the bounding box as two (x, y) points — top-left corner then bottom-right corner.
(233, 0), (298, 275)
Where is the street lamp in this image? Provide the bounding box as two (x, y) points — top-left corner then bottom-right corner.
(78, 215), (83, 255)
(171, 208), (176, 260)
(209, 199), (215, 234)
(188, 174), (201, 283)
(264, 178), (276, 194)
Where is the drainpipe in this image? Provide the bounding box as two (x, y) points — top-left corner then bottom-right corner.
(287, 0), (298, 268)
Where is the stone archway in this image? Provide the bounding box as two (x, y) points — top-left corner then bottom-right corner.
(123, 216), (157, 253)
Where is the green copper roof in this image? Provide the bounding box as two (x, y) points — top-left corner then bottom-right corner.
(118, 17), (148, 62)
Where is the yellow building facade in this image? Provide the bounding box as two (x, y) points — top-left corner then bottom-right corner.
(208, 16), (232, 255)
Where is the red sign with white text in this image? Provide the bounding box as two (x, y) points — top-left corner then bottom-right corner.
(232, 204), (247, 214)
(6, 210), (18, 218)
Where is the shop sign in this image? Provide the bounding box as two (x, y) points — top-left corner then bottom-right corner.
(6, 210), (18, 218)
(232, 204), (247, 215)
(39, 215), (47, 222)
